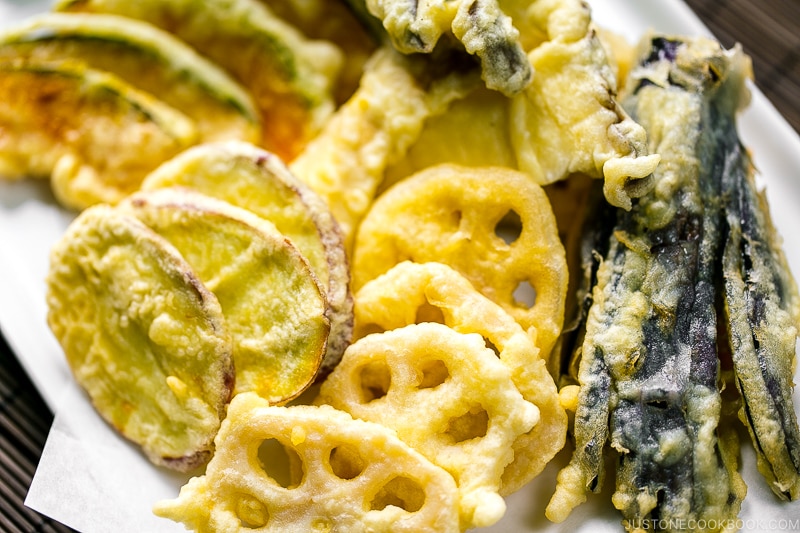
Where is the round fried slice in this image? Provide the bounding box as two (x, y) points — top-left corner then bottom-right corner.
(119, 187), (329, 404)
(154, 393), (461, 533)
(352, 163), (568, 363)
(46, 204), (234, 472)
(353, 260), (567, 495)
(55, 0), (342, 162)
(0, 13), (260, 145)
(141, 141), (352, 374)
(0, 59), (197, 210)
(316, 322), (540, 529)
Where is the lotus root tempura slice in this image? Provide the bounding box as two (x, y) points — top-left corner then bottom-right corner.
(352, 260), (567, 494)
(317, 323), (540, 529)
(154, 393), (461, 532)
(352, 163), (568, 365)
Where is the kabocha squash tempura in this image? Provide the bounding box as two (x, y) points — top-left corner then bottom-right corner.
(0, 12), (260, 144)
(54, 0), (343, 162)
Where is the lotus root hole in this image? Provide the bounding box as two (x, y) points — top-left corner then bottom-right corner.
(236, 495), (270, 529)
(495, 209), (523, 244)
(445, 406), (490, 443)
(328, 444), (366, 480)
(358, 361), (391, 402)
(369, 476), (426, 512)
(448, 209), (463, 231)
(257, 438), (303, 489)
(415, 300), (446, 324)
(513, 280), (537, 308)
(417, 359), (449, 389)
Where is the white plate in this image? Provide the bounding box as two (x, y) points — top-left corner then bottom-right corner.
(3, 0), (800, 531)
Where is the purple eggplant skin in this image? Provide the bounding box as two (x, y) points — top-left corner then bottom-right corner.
(721, 126), (800, 501)
(548, 35), (761, 529)
(607, 37), (752, 529)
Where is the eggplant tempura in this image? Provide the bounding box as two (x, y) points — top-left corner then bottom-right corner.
(549, 33), (800, 531)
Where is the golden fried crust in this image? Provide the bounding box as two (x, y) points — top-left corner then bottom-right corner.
(289, 46), (479, 254)
(55, 0), (342, 161)
(119, 187), (330, 404)
(46, 204), (234, 472)
(317, 323), (540, 529)
(352, 261), (567, 495)
(287, 46), (433, 253)
(0, 60), (197, 210)
(253, 0), (377, 105)
(352, 163), (568, 366)
(0, 13), (260, 144)
(141, 141), (352, 375)
(154, 393), (461, 533)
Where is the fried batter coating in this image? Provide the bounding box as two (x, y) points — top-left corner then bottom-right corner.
(56, 0), (342, 161)
(0, 60), (197, 210)
(141, 141), (352, 375)
(548, 34), (755, 528)
(352, 260), (567, 494)
(716, 51), (800, 500)
(355, 0), (658, 211)
(317, 323), (540, 529)
(0, 13), (260, 145)
(381, 83), (516, 191)
(46, 205), (234, 472)
(154, 393), (461, 533)
(504, 0), (659, 208)
(359, 0), (531, 95)
(510, 25), (660, 209)
(255, 0), (377, 104)
(290, 46), (479, 253)
(120, 188), (329, 404)
(353, 163), (567, 365)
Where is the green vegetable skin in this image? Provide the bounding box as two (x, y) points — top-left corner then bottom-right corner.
(0, 12), (260, 141)
(54, 0), (342, 161)
(722, 107), (800, 500)
(344, 0), (531, 96)
(550, 34), (800, 529)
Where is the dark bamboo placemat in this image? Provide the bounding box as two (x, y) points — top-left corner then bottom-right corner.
(687, 0), (800, 134)
(0, 1), (797, 531)
(0, 333), (74, 533)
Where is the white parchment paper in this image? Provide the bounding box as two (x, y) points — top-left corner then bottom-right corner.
(26, 380), (192, 533)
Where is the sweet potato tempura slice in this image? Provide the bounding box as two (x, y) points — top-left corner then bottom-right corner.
(47, 205), (233, 471)
(120, 188), (329, 404)
(142, 141), (352, 375)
